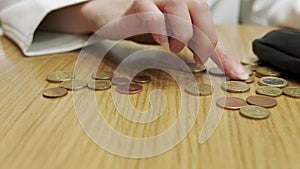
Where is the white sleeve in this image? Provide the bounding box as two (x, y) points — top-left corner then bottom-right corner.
(0, 0), (89, 56)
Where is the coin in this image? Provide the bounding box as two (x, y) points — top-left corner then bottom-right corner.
(92, 71), (113, 80)
(208, 67), (225, 76)
(216, 97), (247, 110)
(282, 87), (300, 98)
(42, 87), (68, 98)
(111, 77), (130, 85)
(46, 71), (73, 82)
(187, 63), (206, 73)
(240, 105), (270, 119)
(258, 76), (288, 88)
(256, 86), (282, 97)
(87, 80), (111, 90)
(256, 67), (282, 77)
(133, 75), (151, 84)
(250, 65), (259, 71)
(221, 81), (250, 93)
(60, 79), (87, 90)
(115, 84), (143, 94)
(246, 95), (277, 108)
(241, 57), (259, 65)
(244, 76), (254, 83)
(244, 65), (253, 75)
(184, 83), (214, 96)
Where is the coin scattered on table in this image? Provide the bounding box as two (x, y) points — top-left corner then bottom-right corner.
(47, 71), (73, 82)
(258, 76), (288, 88)
(239, 105), (270, 119)
(87, 80), (111, 90)
(256, 67), (282, 77)
(216, 97), (247, 110)
(43, 87), (68, 98)
(187, 63), (206, 73)
(256, 86), (282, 97)
(111, 77), (130, 85)
(60, 79), (87, 90)
(241, 57), (259, 65)
(246, 95), (277, 108)
(221, 81), (250, 93)
(115, 84), (143, 94)
(244, 76), (255, 83)
(92, 71), (113, 80)
(282, 87), (300, 98)
(208, 67), (225, 76)
(133, 75), (151, 84)
(184, 83), (214, 96)
(244, 65), (253, 75)
(250, 65), (259, 71)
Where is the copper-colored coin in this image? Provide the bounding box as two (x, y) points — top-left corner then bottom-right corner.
(46, 71), (73, 82)
(92, 71), (113, 80)
(255, 72), (263, 78)
(133, 75), (151, 84)
(184, 83), (214, 96)
(246, 95), (277, 108)
(111, 77), (130, 85)
(87, 80), (111, 90)
(241, 57), (259, 65)
(258, 76), (288, 88)
(282, 87), (300, 98)
(256, 67), (282, 77)
(60, 79), (87, 90)
(240, 105), (270, 119)
(256, 86), (282, 97)
(221, 81), (250, 93)
(250, 65), (260, 71)
(208, 67), (225, 76)
(216, 97), (247, 110)
(244, 76), (254, 83)
(115, 84), (143, 94)
(43, 87), (68, 98)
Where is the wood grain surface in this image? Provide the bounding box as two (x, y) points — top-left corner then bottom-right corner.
(1, 25), (300, 169)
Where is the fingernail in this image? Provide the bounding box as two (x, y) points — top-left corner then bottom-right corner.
(232, 65), (249, 80)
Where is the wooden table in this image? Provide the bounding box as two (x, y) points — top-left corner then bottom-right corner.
(1, 25), (300, 169)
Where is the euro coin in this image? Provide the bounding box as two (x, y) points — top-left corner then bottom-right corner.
(244, 76), (254, 83)
(115, 84), (143, 94)
(88, 80), (111, 90)
(208, 67), (225, 76)
(221, 81), (250, 93)
(256, 67), (282, 77)
(258, 76), (288, 88)
(92, 71), (113, 80)
(241, 57), (259, 65)
(60, 79), (87, 90)
(256, 86), (282, 97)
(246, 95), (277, 108)
(187, 63), (206, 73)
(216, 97), (247, 110)
(47, 71), (72, 82)
(184, 83), (214, 96)
(43, 87), (68, 98)
(240, 105), (270, 119)
(111, 77), (130, 85)
(282, 87), (300, 98)
(133, 75), (151, 84)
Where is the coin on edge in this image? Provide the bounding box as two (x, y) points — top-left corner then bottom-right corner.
(185, 83), (214, 96)
(208, 67), (225, 76)
(258, 76), (288, 88)
(221, 81), (250, 93)
(43, 87), (68, 98)
(256, 67), (282, 77)
(88, 80), (111, 90)
(92, 71), (113, 80)
(246, 95), (277, 108)
(256, 86), (282, 97)
(216, 97), (247, 110)
(115, 84), (143, 94)
(133, 75), (151, 84)
(282, 87), (300, 98)
(240, 105), (270, 119)
(46, 71), (73, 82)
(60, 79), (87, 90)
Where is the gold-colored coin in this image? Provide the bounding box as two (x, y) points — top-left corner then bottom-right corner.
(256, 86), (282, 97)
(239, 105), (270, 119)
(187, 63), (206, 73)
(208, 67), (225, 76)
(60, 79), (87, 90)
(92, 71), (113, 80)
(87, 80), (111, 90)
(258, 76), (288, 88)
(241, 57), (259, 65)
(221, 81), (250, 93)
(185, 83), (214, 96)
(256, 67), (282, 77)
(46, 71), (73, 82)
(42, 87), (68, 98)
(282, 87), (300, 98)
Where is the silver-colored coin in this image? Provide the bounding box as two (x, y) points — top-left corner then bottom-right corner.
(258, 76), (288, 88)
(60, 79), (87, 90)
(208, 67), (225, 76)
